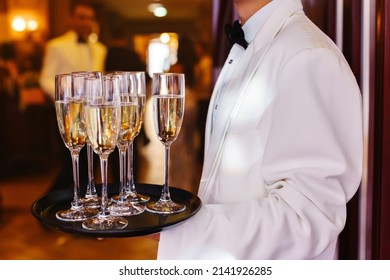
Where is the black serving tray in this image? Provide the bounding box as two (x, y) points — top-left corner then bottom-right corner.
(31, 183), (201, 238)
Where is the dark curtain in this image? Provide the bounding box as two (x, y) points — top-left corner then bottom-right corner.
(372, 0), (390, 259)
(212, 0), (234, 73)
(302, 0), (336, 41)
(339, 0), (362, 260)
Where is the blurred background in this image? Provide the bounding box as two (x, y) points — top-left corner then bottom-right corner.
(1, 0), (390, 260)
(0, 0), (213, 179)
(0, 0), (213, 260)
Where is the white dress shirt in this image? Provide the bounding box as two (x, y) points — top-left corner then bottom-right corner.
(211, 1), (277, 133)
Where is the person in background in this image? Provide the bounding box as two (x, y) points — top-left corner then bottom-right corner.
(39, 0), (106, 100)
(104, 23), (147, 183)
(0, 42), (19, 101)
(104, 24), (145, 72)
(166, 35), (202, 191)
(194, 40), (213, 96)
(0, 42), (19, 174)
(141, 35), (201, 191)
(39, 0), (106, 191)
(194, 40), (213, 162)
(155, 0), (363, 259)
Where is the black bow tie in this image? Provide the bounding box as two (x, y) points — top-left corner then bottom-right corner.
(77, 35), (87, 44)
(225, 20), (248, 49)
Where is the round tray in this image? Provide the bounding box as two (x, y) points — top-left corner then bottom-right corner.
(31, 183), (202, 238)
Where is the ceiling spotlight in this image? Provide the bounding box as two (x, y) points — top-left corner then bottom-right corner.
(11, 17), (26, 32)
(27, 20), (38, 31)
(147, 3), (162, 13)
(154, 6), (167, 17)
(148, 3), (167, 18)
(160, 33), (170, 43)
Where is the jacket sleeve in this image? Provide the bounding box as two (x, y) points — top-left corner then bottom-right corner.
(157, 47), (363, 260)
(39, 43), (59, 101)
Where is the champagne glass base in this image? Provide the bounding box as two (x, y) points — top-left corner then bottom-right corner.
(108, 201), (145, 216)
(111, 192), (150, 204)
(127, 192), (150, 203)
(146, 199), (186, 215)
(82, 215), (128, 230)
(81, 196), (101, 209)
(56, 207), (99, 222)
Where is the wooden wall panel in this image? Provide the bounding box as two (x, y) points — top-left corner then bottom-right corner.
(360, 0), (390, 260)
(376, 0), (390, 259)
(302, 0), (336, 41)
(338, 0), (362, 260)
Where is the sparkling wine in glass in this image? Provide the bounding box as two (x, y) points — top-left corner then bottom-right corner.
(82, 75), (128, 230)
(72, 71), (101, 209)
(126, 72), (150, 203)
(54, 73), (99, 221)
(111, 71), (150, 204)
(146, 73), (186, 214)
(108, 86), (144, 216)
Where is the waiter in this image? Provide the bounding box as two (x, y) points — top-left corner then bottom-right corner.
(156, 0), (363, 259)
(39, 0), (106, 100)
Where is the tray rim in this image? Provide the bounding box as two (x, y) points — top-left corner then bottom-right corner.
(31, 183), (202, 238)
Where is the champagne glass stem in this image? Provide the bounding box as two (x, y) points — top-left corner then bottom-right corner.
(125, 139), (150, 203)
(127, 141), (135, 192)
(119, 148), (127, 202)
(86, 143), (97, 197)
(56, 148), (99, 221)
(161, 145), (171, 201)
(71, 150), (81, 208)
(100, 156), (109, 217)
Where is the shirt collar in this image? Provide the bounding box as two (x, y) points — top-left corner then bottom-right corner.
(242, 0), (278, 44)
(68, 30), (89, 44)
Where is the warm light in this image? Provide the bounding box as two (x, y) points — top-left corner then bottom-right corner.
(154, 6), (168, 17)
(11, 17), (26, 32)
(27, 20), (38, 31)
(147, 3), (162, 13)
(147, 39), (170, 78)
(148, 3), (168, 18)
(160, 33), (170, 44)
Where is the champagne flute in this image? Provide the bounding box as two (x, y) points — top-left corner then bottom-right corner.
(72, 71), (101, 209)
(82, 75), (128, 230)
(54, 74), (99, 221)
(146, 73), (186, 214)
(111, 72), (150, 203)
(126, 72), (150, 203)
(108, 75), (144, 216)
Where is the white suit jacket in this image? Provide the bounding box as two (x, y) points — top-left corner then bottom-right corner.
(158, 0), (363, 259)
(39, 31), (107, 100)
